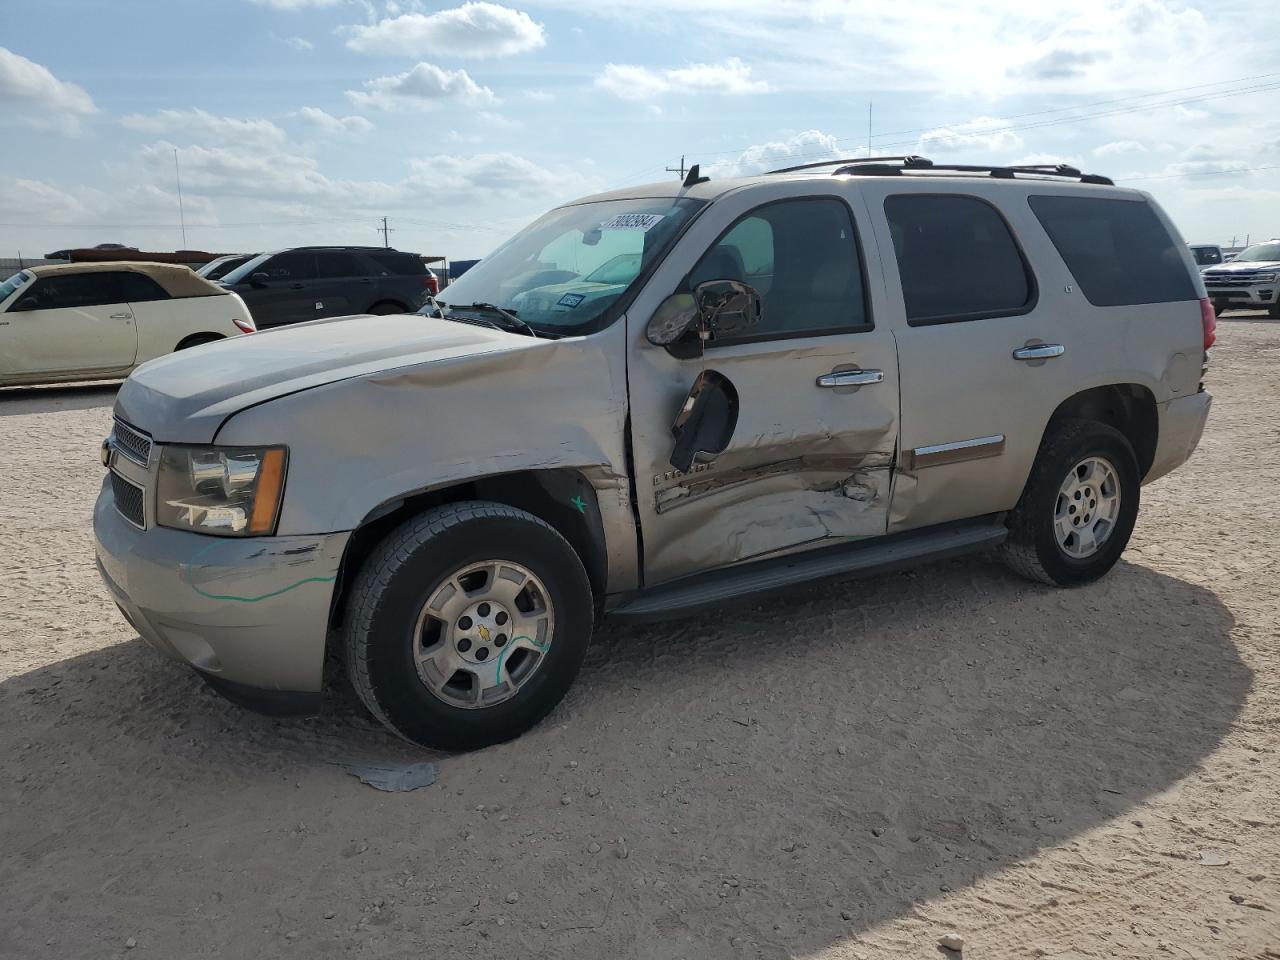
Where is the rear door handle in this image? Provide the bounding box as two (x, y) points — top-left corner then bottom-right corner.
(817, 369), (883, 388)
(109, 312), (133, 320)
(1012, 344), (1065, 361)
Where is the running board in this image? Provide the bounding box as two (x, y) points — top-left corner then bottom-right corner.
(607, 519), (1007, 621)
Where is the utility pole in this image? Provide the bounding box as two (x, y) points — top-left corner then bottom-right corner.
(377, 216), (394, 248)
(173, 148), (188, 249)
(665, 155), (687, 180)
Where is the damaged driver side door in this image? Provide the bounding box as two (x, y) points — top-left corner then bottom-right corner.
(627, 187), (901, 586)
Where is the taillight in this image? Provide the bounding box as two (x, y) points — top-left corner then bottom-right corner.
(1199, 297), (1216, 350)
(424, 274), (439, 295)
(232, 317), (256, 334)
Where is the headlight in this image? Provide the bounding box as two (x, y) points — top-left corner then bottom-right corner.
(1252, 273), (1278, 282)
(156, 445), (287, 536)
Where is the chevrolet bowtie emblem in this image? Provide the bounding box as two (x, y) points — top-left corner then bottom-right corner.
(478, 625), (491, 642)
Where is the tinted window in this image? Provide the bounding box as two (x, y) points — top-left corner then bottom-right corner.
(258, 253), (317, 281)
(316, 251), (365, 278)
(117, 272), (170, 302)
(885, 194), (1032, 324)
(0, 271), (30, 303)
(1192, 247), (1222, 266)
(369, 251), (425, 276)
(689, 198), (868, 339)
(14, 273), (122, 311)
(1029, 195), (1196, 307)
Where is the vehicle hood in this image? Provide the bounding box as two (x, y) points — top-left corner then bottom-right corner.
(1204, 260), (1280, 275)
(115, 312), (526, 443)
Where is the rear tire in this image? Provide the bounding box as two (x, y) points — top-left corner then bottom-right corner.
(1000, 419), (1140, 587)
(343, 502), (594, 751)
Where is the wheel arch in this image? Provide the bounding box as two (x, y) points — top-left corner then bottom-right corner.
(366, 299), (410, 315)
(1045, 383), (1158, 477)
(329, 468), (608, 630)
(174, 332), (225, 351)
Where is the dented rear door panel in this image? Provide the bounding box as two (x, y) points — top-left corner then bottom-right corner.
(626, 179), (902, 586)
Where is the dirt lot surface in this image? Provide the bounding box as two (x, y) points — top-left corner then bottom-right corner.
(2, 315), (1279, 960)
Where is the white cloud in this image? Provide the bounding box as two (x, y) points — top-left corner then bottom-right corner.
(708, 129), (841, 177)
(595, 57), (770, 101)
(284, 36), (315, 50)
(121, 109), (287, 150)
(297, 106), (374, 135)
(0, 47), (96, 133)
(917, 117), (1024, 154)
(1093, 140), (1147, 157)
(347, 62), (497, 109)
(343, 3), (545, 58)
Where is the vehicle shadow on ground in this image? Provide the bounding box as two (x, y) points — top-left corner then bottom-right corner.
(0, 382), (118, 417)
(0, 554), (1247, 959)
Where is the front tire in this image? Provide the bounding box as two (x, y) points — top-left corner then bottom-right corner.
(1001, 419), (1140, 586)
(343, 502), (594, 751)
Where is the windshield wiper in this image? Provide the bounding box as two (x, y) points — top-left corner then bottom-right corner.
(461, 302), (539, 338)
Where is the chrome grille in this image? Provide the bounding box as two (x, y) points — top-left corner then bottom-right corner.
(112, 418), (152, 466)
(111, 471), (146, 528)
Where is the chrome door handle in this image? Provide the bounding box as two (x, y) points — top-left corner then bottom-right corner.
(109, 313), (133, 320)
(817, 369), (883, 388)
(1012, 344), (1065, 361)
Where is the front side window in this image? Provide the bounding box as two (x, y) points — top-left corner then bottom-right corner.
(222, 252), (317, 284)
(1029, 195), (1196, 307)
(885, 194), (1033, 325)
(12, 272), (123, 312)
(688, 197), (869, 339)
(435, 197), (706, 336)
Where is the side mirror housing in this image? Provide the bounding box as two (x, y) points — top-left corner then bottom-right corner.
(249, 272), (271, 288)
(12, 296), (41, 311)
(645, 280), (762, 346)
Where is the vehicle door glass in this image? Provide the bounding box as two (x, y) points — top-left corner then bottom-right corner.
(687, 197), (869, 339)
(116, 272), (171, 303)
(11, 273), (124, 311)
(316, 251), (363, 278)
(0, 271), (31, 304)
(260, 253), (317, 282)
(884, 194), (1033, 325)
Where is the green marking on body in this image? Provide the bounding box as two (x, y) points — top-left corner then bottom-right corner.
(184, 539), (336, 603)
(570, 495), (587, 514)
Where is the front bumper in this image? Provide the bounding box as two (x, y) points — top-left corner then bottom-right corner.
(93, 476), (349, 713)
(1205, 283), (1278, 308)
(1145, 391), (1212, 485)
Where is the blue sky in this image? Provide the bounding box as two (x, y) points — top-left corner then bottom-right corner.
(3, 0), (1279, 260)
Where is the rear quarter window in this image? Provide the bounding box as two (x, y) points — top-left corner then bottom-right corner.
(1028, 195), (1196, 307)
(369, 252), (425, 276)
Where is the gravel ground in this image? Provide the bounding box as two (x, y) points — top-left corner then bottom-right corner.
(1, 315), (1278, 960)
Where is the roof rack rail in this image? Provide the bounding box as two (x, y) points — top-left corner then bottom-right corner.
(822, 156), (1114, 186)
(765, 155), (932, 175)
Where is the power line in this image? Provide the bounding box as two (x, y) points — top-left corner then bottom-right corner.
(1117, 163), (1280, 183)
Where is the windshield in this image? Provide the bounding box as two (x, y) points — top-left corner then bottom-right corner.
(198, 255), (251, 280)
(1234, 242), (1280, 263)
(0, 271), (31, 304)
(433, 197), (706, 335)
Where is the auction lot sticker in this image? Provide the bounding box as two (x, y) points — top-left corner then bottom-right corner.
(600, 213), (665, 232)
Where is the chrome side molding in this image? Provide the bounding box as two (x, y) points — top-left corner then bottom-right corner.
(905, 434), (1006, 470)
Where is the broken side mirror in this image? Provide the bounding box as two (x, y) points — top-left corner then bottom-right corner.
(645, 280), (762, 346)
(669, 369), (739, 473)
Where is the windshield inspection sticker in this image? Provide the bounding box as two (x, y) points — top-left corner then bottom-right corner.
(557, 293), (586, 308)
(600, 213), (665, 232)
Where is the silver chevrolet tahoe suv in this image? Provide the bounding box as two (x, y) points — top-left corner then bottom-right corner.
(93, 156), (1215, 751)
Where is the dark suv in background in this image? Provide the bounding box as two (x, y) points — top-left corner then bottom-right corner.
(218, 246), (434, 328)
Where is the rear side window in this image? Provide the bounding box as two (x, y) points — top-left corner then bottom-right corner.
(14, 273), (122, 311)
(1029, 195), (1196, 306)
(369, 252), (425, 276)
(688, 197), (869, 340)
(117, 272), (170, 302)
(885, 194), (1034, 325)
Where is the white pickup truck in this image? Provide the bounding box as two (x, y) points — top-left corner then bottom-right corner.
(1202, 239), (1280, 316)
